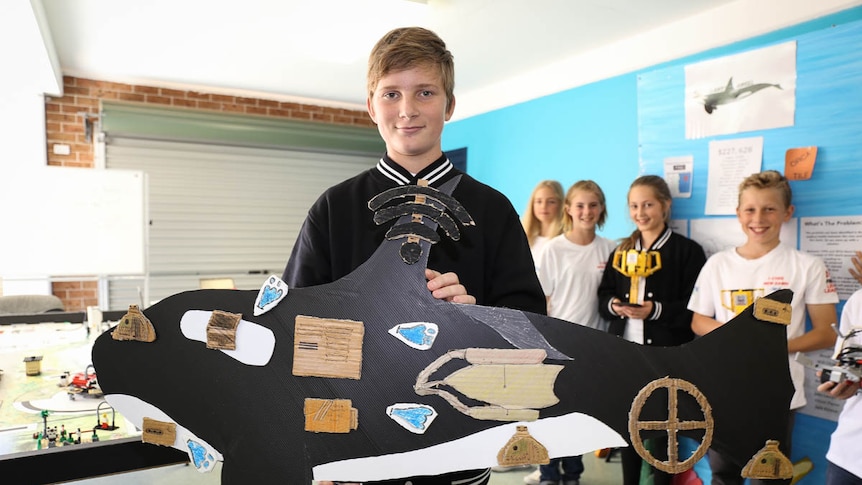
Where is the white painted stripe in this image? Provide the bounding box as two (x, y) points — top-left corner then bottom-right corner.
(452, 468), (491, 485)
(312, 413), (626, 482)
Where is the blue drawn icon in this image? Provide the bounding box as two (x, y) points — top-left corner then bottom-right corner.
(258, 285), (283, 309)
(386, 403), (438, 434)
(393, 407), (433, 430)
(254, 275), (288, 316)
(187, 439), (215, 471)
(389, 322), (439, 350)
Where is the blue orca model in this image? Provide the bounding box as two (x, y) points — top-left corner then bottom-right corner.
(92, 176), (793, 483)
(703, 77), (782, 113)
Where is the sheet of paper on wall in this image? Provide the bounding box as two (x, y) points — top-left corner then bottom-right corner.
(705, 136), (763, 215)
(800, 214), (862, 300)
(669, 219), (689, 238)
(785, 146), (817, 180)
(684, 41), (796, 139)
(664, 155), (693, 198)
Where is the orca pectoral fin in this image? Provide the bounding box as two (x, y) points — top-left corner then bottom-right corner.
(453, 303), (571, 361)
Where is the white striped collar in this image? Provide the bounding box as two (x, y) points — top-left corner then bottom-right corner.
(635, 225), (672, 251)
(376, 156), (454, 186)
(376, 158), (411, 185)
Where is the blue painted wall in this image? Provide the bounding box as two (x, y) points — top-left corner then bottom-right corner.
(443, 74), (639, 240)
(443, 5), (862, 484)
(444, 6), (862, 241)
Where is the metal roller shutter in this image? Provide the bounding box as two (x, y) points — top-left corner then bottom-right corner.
(105, 137), (377, 309)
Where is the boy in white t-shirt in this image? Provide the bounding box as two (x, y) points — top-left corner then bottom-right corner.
(687, 170), (838, 485)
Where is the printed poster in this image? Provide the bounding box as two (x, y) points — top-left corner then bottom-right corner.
(705, 137), (763, 215)
(685, 41), (796, 139)
(800, 215), (862, 301)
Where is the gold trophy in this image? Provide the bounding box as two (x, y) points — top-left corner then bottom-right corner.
(612, 249), (662, 304)
(721, 288), (764, 315)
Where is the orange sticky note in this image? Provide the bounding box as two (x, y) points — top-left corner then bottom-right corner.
(785, 147), (817, 180)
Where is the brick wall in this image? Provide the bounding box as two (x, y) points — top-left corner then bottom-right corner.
(44, 76), (375, 311)
(52, 281), (99, 311)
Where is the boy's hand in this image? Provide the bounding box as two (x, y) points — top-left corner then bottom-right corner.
(426, 269), (476, 304)
(817, 378), (861, 400)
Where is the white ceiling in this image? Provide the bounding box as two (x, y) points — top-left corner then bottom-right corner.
(15, 0), (862, 119)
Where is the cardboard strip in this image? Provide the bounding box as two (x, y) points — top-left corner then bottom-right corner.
(753, 298), (791, 325)
(142, 417), (177, 446)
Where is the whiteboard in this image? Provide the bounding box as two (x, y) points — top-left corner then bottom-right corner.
(0, 166), (145, 277)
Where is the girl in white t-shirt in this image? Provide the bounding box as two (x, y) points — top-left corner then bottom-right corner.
(538, 180), (616, 329)
(532, 180), (615, 485)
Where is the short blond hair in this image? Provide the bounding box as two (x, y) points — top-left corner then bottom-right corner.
(367, 27), (455, 112)
(738, 170), (792, 208)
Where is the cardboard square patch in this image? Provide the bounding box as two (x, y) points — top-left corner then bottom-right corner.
(304, 398), (358, 433)
(206, 310), (242, 350)
(293, 315), (364, 379)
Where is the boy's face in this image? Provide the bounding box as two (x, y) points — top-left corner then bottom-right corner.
(736, 187), (794, 247)
(367, 63), (455, 169)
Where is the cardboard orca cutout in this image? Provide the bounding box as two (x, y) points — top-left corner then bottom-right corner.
(92, 176), (793, 483)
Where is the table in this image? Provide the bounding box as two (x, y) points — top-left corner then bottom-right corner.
(0, 318), (185, 483)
